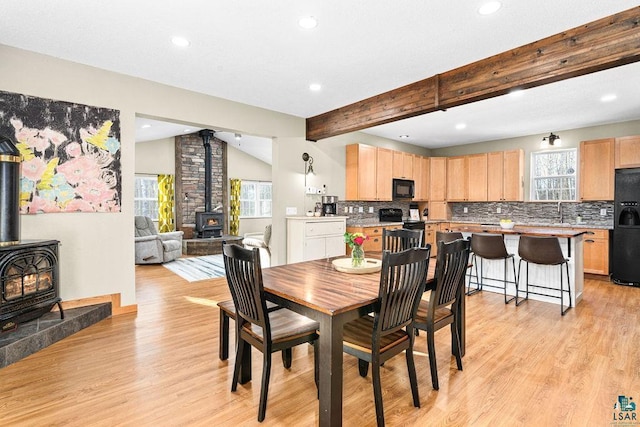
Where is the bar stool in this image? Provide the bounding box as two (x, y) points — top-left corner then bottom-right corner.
(516, 235), (572, 316)
(469, 233), (517, 303)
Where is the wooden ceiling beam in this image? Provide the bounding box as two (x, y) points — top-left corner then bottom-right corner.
(306, 6), (640, 141)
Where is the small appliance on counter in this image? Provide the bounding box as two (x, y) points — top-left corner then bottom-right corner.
(322, 195), (338, 216)
(403, 203), (426, 242)
(409, 203), (420, 221)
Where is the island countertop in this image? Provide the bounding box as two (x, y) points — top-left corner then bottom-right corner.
(448, 224), (586, 238)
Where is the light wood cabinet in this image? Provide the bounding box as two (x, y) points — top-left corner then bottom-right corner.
(345, 144), (392, 201)
(413, 155), (430, 201)
(502, 150), (524, 201)
(446, 156), (468, 201)
(346, 224), (402, 253)
(467, 153), (488, 201)
(425, 223), (440, 257)
(287, 217), (347, 264)
(580, 138), (614, 201)
(574, 228), (609, 275)
(487, 151), (504, 201)
(615, 135), (640, 169)
(393, 151), (413, 179)
(429, 157), (447, 201)
(429, 201), (449, 220)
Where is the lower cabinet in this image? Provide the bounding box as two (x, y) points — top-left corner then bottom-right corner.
(575, 228), (610, 275)
(346, 224), (402, 254)
(287, 217), (347, 264)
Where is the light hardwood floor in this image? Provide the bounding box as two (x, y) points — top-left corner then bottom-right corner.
(0, 266), (637, 426)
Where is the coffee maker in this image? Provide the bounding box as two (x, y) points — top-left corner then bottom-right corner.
(322, 195), (338, 216)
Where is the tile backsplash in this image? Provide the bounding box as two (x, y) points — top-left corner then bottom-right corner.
(450, 201), (614, 226)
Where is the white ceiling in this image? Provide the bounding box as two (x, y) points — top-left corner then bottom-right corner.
(2, 1), (639, 154)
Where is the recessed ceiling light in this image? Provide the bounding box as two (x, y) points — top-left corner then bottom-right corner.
(601, 94), (617, 102)
(455, 123), (467, 130)
(183, 129), (191, 133)
(298, 16), (318, 29)
(171, 36), (190, 47)
(309, 83), (322, 91)
(141, 124), (151, 129)
(478, 1), (501, 15)
(508, 89), (524, 97)
(399, 134), (410, 139)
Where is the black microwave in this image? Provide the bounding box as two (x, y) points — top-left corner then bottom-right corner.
(392, 178), (415, 199)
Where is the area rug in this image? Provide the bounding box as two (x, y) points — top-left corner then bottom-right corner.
(163, 255), (226, 282)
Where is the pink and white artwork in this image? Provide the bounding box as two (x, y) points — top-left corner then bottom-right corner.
(0, 91), (121, 213)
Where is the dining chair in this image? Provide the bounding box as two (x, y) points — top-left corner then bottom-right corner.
(414, 238), (471, 390)
(222, 243), (320, 422)
(381, 228), (423, 252)
(342, 246), (431, 427)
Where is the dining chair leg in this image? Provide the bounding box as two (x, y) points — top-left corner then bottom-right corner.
(405, 343), (420, 408)
(358, 359), (370, 377)
(257, 352), (272, 422)
(219, 308), (230, 360)
(450, 321), (463, 371)
(313, 340), (319, 393)
(372, 362), (385, 427)
(282, 348), (292, 369)
(426, 327), (439, 390)
(231, 337), (245, 391)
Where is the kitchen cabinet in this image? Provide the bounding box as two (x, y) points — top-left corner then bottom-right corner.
(413, 155), (430, 201)
(393, 151), (413, 179)
(615, 135), (640, 169)
(467, 153), (488, 201)
(345, 144), (392, 201)
(429, 201), (449, 220)
(488, 149), (524, 201)
(446, 156), (468, 201)
(574, 228), (609, 275)
(287, 217), (347, 264)
(424, 223), (441, 257)
(580, 138), (614, 201)
(346, 224), (402, 253)
(429, 157), (447, 202)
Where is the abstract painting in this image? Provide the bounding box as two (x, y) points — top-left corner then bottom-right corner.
(0, 90), (121, 213)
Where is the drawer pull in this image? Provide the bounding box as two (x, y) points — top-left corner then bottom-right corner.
(585, 239), (595, 243)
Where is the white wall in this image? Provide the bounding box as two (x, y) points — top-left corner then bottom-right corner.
(135, 138), (175, 174)
(1, 43), (304, 306)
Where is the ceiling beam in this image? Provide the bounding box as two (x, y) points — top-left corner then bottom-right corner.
(306, 6), (640, 142)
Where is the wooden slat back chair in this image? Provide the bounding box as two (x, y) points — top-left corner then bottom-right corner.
(342, 246), (431, 427)
(381, 228), (423, 252)
(222, 243), (319, 422)
(436, 231), (475, 294)
(414, 238), (471, 390)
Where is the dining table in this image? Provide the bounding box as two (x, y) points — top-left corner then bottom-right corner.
(237, 254), (465, 426)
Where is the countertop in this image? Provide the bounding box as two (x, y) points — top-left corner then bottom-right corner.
(448, 224), (586, 238)
(345, 218), (612, 229)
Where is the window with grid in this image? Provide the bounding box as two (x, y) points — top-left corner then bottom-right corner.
(134, 175), (159, 220)
(530, 149), (577, 201)
(240, 180), (272, 218)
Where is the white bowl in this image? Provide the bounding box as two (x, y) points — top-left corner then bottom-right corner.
(305, 211), (314, 217)
(500, 222), (515, 229)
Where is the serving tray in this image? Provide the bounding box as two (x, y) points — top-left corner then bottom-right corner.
(331, 257), (382, 274)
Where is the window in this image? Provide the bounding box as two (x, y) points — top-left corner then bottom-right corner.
(134, 175), (159, 220)
(530, 149), (577, 201)
(240, 181), (272, 218)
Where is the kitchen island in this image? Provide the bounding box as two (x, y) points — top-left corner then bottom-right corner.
(448, 225), (585, 307)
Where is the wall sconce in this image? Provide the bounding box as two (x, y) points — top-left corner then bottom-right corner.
(302, 152), (315, 186)
(234, 133), (242, 140)
(542, 132), (561, 147)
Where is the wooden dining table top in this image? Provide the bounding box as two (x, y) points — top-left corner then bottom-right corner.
(261, 255), (437, 316)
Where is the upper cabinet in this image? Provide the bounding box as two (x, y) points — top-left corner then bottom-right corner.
(392, 151), (414, 179)
(429, 157), (447, 201)
(615, 135), (640, 169)
(502, 149), (525, 201)
(446, 153), (488, 202)
(487, 150), (524, 201)
(413, 155), (430, 201)
(345, 144), (392, 201)
(580, 138), (614, 201)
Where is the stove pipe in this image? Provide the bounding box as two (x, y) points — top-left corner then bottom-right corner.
(198, 129), (215, 213)
(0, 135), (20, 245)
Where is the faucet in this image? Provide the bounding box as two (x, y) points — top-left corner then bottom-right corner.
(557, 201), (563, 223)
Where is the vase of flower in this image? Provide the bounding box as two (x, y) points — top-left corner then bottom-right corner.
(351, 244), (365, 267)
(344, 232), (369, 268)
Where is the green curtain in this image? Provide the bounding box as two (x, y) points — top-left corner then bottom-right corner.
(158, 174), (175, 232)
(230, 178), (241, 235)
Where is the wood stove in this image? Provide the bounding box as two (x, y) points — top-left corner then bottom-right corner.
(0, 240), (63, 332)
(195, 212), (224, 238)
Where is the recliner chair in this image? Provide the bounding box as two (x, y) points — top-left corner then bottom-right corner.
(242, 224), (271, 267)
(134, 216), (183, 264)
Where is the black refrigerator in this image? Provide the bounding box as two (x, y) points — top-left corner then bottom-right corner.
(612, 168), (640, 286)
